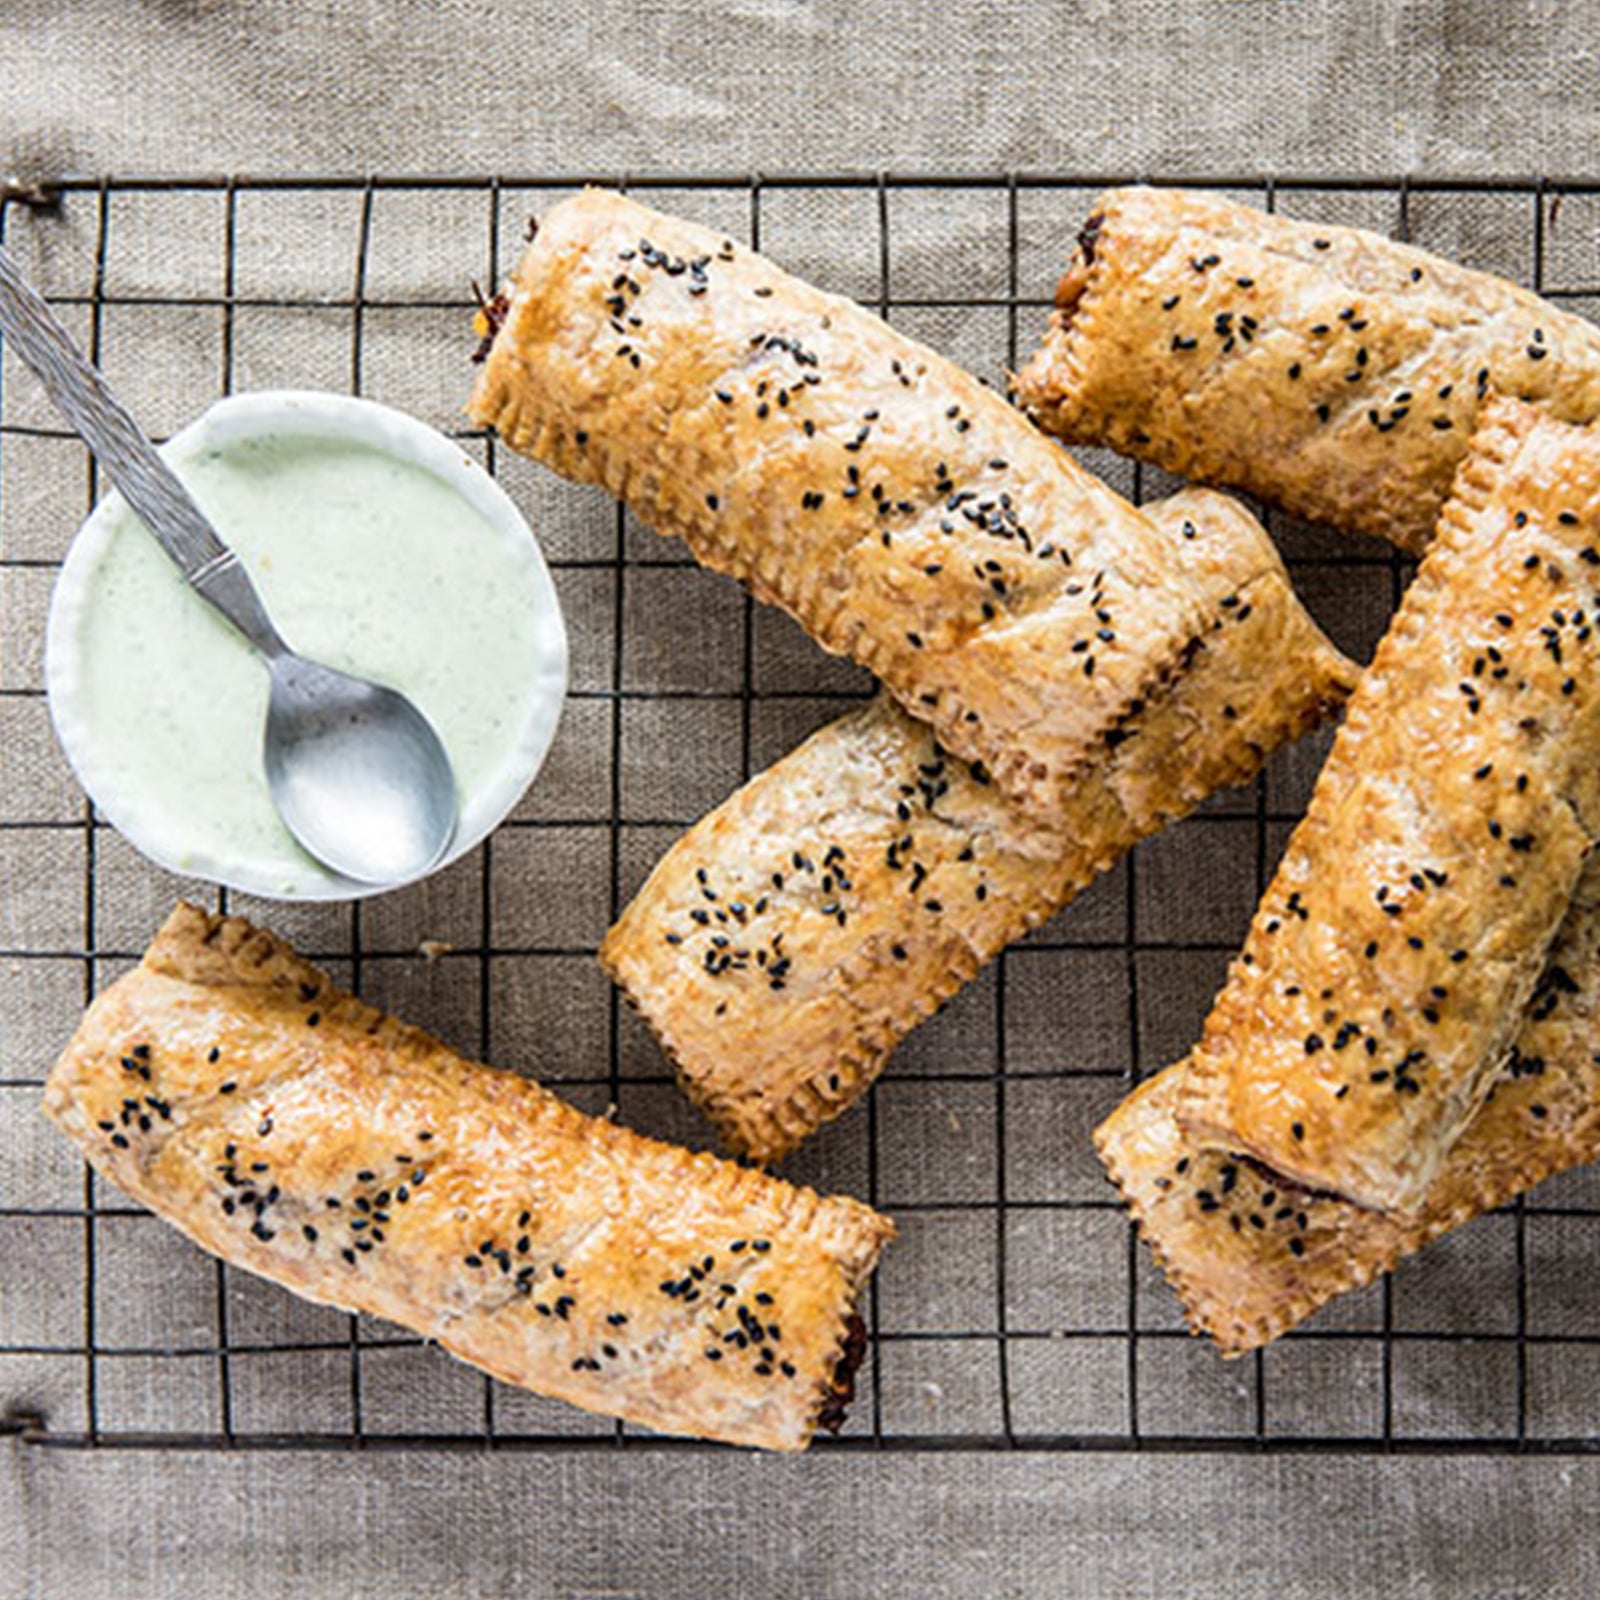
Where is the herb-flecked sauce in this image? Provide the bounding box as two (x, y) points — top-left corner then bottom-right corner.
(65, 431), (552, 895)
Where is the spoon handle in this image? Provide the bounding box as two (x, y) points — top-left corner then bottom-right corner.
(0, 244), (287, 658)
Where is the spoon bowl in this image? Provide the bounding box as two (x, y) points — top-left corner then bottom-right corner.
(263, 655), (457, 885)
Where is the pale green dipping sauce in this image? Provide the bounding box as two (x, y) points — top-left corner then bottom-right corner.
(56, 418), (561, 898)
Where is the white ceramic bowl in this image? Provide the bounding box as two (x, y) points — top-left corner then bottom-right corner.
(46, 391), (568, 901)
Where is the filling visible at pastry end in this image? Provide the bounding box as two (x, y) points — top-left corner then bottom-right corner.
(469, 216), (538, 366)
(1050, 210), (1105, 326)
(470, 284), (512, 365)
(814, 1311), (869, 1436)
(1077, 210), (1105, 268)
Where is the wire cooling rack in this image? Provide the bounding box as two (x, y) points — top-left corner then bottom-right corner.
(5, 172), (1600, 1456)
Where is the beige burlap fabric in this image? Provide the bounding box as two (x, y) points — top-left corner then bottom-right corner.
(6, 4), (1600, 1596)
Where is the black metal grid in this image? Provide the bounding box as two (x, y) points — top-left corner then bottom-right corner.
(4, 171), (1600, 1455)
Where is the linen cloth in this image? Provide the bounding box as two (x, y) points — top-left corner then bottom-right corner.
(6, 3), (1600, 1596)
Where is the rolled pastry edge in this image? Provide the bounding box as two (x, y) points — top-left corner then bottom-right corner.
(604, 489), (1355, 1164)
(43, 904), (894, 1450)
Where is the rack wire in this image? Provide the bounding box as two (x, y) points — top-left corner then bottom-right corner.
(5, 172), (1600, 1454)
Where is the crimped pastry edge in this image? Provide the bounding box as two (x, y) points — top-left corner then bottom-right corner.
(46, 903), (895, 1448)
(1093, 1074), (1390, 1358)
(1176, 395), (1589, 1213)
(468, 189), (1216, 822)
(1097, 1035), (1600, 1359)
(1014, 187), (1463, 556)
(603, 560), (1353, 1169)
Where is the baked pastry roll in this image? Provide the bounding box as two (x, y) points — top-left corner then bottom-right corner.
(469, 189), (1212, 819)
(602, 490), (1355, 1164)
(1014, 185), (1600, 553)
(1179, 400), (1600, 1213)
(1097, 858), (1600, 1356)
(42, 905), (893, 1451)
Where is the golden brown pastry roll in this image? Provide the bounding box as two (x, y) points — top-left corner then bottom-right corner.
(1097, 859), (1600, 1356)
(1015, 185), (1600, 554)
(602, 489), (1355, 1165)
(42, 905), (893, 1451)
(469, 189), (1212, 819)
(1179, 399), (1600, 1213)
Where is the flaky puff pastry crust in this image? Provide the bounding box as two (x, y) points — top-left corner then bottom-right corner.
(1098, 859), (1600, 1357)
(42, 906), (893, 1451)
(1015, 186), (1600, 554)
(602, 490), (1355, 1164)
(469, 189), (1211, 820)
(1179, 399), (1600, 1213)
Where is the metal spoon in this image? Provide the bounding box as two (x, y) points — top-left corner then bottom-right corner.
(0, 245), (458, 886)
